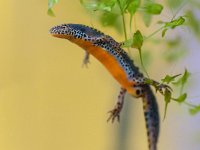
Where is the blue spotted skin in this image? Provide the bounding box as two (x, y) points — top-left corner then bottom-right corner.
(50, 24), (160, 150)
(93, 36), (143, 81)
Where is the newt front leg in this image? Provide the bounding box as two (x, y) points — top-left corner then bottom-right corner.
(82, 52), (90, 67)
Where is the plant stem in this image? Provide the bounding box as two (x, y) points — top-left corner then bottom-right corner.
(117, 0), (131, 55)
(129, 15), (137, 35)
(122, 11), (128, 41)
(144, 26), (164, 40)
(117, 0), (127, 40)
(134, 15), (137, 32)
(171, 97), (196, 108)
(129, 15), (133, 35)
(139, 48), (149, 78)
(184, 101), (197, 108)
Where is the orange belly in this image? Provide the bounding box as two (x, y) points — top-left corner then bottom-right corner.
(70, 38), (138, 96)
(52, 34), (138, 96)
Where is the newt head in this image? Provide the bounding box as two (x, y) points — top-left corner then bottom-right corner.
(50, 23), (105, 41)
(49, 24), (72, 39)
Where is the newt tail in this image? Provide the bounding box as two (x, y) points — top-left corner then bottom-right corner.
(143, 85), (159, 150)
(50, 24), (160, 150)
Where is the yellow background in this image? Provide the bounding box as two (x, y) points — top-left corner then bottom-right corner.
(0, 1), (199, 150)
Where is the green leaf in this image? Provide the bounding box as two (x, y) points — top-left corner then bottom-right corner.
(162, 16), (185, 37)
(173, 69), (190, 86)
(118, 0), (130, 12)
(142, 1), (163, 26)
(122, 38), (133, 48)
(144, 2), (163, 15)
(164, 89), (172, 103)
(127, 0), (140, 16)
(145, 78), (154, 85)
(162, 28), (168, 37)
(81, 0), (121, 32)
(127, 0), (140, 30)
(180, 69), (190, 85)
(165, 16), (185, 29)
(99, 11), (119, 26)
(142, 1), (163, 27)
(175, 93), (187, 103)
(163, 89), (172, 119)
(132, 30), (143, 50)
(48, 8), (55, 17)
(189, 105), (200, 115)
(173, 69), (190, 94)
(80, 0), (99, 11)
(48, 0), (59, 16)
(80, 0), (116, 12)
(131, 30), (149, 76)
(161, 74), (181, 84)
(98, 0), (117, 12)
(143, 13), (152, 27)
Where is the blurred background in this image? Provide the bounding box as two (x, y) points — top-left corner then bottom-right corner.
(0, 0), (200, 150)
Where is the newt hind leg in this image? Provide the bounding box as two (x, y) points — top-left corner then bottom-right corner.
(107, 88), (126, 123)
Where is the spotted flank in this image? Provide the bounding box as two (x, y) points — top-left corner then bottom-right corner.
(93, 38), (143, 81)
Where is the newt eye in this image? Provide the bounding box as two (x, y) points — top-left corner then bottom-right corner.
(136, 89), (141, 95)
